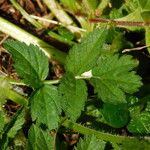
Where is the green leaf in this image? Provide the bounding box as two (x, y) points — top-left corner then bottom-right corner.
(121, 0), (139, 12)
(141, 11), (150, 21)
(75, 135), (106, 150)
(59, 73), (87, 121)
(31, 84), (61, 129)
(121, 139), (150, 150)
(27, 125), (55, 150)
(3, 40), (49, 88)
(97, 0), (109, 12)
(145, 27), (150, 53)
(0, 107), (25, 150)
(0, 76), (28, 106)
(13, 131), (26, 150)
(0, 110), (5, 135)
(7, 108), (25, 138)
(110, 33), (133, 53)
(102, 103), (129, 128)
(138, 0), (150, 21)
(66, 28), (108, 75)
(91, 54), (142, 104)
(0, 77), (11, 103)
(60, 0), (78, 12)
(127, 112), (150, 134)
(138, 0), (150, 10)
(116, 8), (143, 30)
(58, 27), (74, 41)
(86, 0), (100, 10)
(145, 100), (150, 112)
(129, 104), (141, 118)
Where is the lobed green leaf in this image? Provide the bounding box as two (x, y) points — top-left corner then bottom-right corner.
(138, 0), (150, 10)
(59, 73), (87, 121)
(0, 111), (5, 135)
(121, 139), (150, 150)
(31, 84), (61, 129)
(3, 40), (49, 88)
(7, 108), (25, 138)
(27, 124), (55, 150)
(86, 0), (100, 10)
(75, 135), (106, 150)
(66, 28), (108, 75)
(91, 54), (142, 104)
(102, 103), (129, 128)
(0, 107), (25, 147)
(127, 112), (150, 134)
(60, 0), (78, 12)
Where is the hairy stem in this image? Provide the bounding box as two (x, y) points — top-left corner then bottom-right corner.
(62, 119), (150, 144)
(0, 17), (66, 64)
(90, 18), (150, 27)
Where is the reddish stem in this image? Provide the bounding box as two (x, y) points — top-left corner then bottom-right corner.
(90, 18), (150, 27)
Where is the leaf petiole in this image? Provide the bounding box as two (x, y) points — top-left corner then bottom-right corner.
(7, 90), (28, 107)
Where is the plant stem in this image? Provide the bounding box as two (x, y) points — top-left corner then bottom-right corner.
(76, 16), (94, 32)
(48, 31), (75, 46)
(44, 79), (60, 85)
(90, 18), (150, 27)
(2, 76), (60, 86)
(97, 0), (110, 14)
(31, 15), (86, 32)
(62, 119), (150, 144)
(8, 79), (26, 86)
(0, 16), (66, 64)
(10, 0), (43, 28)
(43, 0), (75, 32)
(8, 90), (28, 106)
(145, 27), (150, 53)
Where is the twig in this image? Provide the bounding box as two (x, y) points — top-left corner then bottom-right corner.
(0, 34), (9, 45)
(35, 0), (45, 11)
(10, 0), (43, 28)
(0, 70), (7, 76)
(122, 45), (150, 53)
(30, 15), (86, 32)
